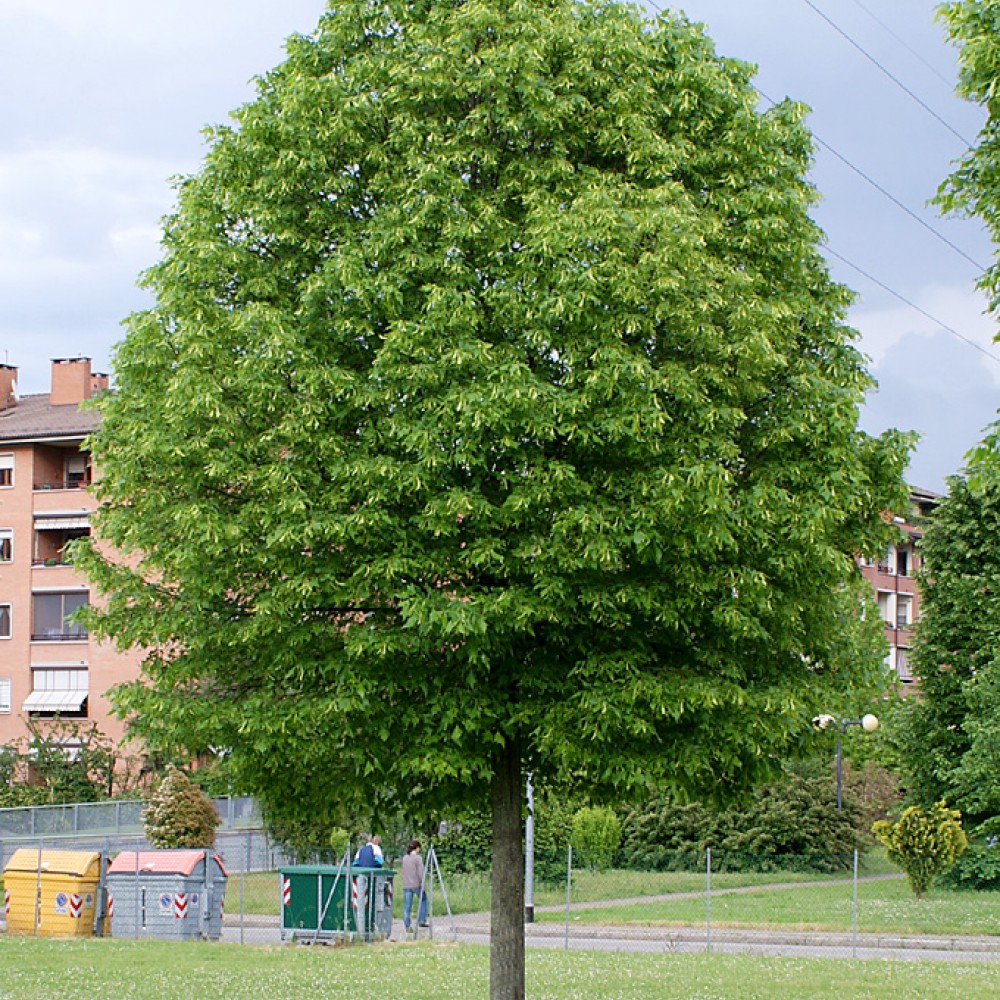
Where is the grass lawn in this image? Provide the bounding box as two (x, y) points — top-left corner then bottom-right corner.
(0, 936), (999, 1000)
(225, 865), (889, 919)
(537, 879), (1000, 937)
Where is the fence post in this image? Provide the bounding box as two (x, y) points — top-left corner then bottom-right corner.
(344, 839), (352, 941)
(564, 844), (572, 950)
(33, 838), (43, 935)
(705, 847), (712, 954)
(851, 848), (859, 959)
(240, 829), (249, 945)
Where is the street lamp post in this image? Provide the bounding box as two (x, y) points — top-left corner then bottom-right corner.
(812, 713), (879, 809)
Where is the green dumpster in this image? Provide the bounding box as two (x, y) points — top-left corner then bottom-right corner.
(279, 865), (394, 942)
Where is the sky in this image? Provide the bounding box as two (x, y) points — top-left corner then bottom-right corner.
(0, 0), (995, 493)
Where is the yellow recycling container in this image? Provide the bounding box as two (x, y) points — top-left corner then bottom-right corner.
(3, 848), (106, 936)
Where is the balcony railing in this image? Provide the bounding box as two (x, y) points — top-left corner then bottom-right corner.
(33, 478), (91, 491)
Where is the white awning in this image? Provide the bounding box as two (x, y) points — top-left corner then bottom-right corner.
(34, 516), (90, 531)
(23, 689), (88, 712)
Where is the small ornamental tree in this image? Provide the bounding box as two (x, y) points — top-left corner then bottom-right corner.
(143, 766), (221, 848)
(873, 801), (968, 899)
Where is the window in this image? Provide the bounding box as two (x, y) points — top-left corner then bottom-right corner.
(0, 528), (11, 563)
(33, 515), (89, 566)
(0, 603), (10, 639)
(877, 592), (893, 628)
(896, 547), (910, 578)
(0, 454), (11, 488)
(24, 667), (88, 716)
(32, 591), (88, 641)
(897, 595), (913, 628)
(0, 678), (10, 713)
(64, 454), (89, 489)
(896, 648), (913, 683)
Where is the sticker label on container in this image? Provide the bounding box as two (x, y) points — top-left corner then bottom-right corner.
(54, 892), (68, 914)
(159, 893), (173, 912)
(190, 892), (200, 908)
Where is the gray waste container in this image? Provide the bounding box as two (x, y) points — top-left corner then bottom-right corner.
(106, 849), (227, 941)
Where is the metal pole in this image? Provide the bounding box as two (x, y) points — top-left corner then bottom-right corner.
(836, 732), (843, 810)
(564, 845), (572, 950)
(344, 840), (352, 940)
(240, 830), (248, 945)
(34, 838), (43, 936)
(524, 772), (535, 923)
(851, 848), (859, 959)
(705, 847), (711, 954)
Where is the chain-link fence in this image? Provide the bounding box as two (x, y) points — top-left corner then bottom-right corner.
(440, 846), (1000, 962)
(2, 832), (999, 960)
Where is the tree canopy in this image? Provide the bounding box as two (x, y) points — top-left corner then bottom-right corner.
(892, 478), (1000, 830)
(78, 1), (909, 995)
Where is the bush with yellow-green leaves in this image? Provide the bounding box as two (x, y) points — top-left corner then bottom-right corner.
(873, 801), (967, 899)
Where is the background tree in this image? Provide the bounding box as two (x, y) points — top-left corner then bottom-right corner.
(77, 2), (908, 996)
(873, 801), (968, 899)
(891, 479), (1000, 824)
(143, 765), (221, 849)
(899, 1), (1000, 846)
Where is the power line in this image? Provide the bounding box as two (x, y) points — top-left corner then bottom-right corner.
(822, 243), (1000, 368)
(753, 86), (987, 274)
(845, 0), (955, 87)
(639, 1), (998, 369)
(798, 0), (973, 147)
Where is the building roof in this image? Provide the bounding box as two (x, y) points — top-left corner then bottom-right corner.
(0, 393), (100, 443)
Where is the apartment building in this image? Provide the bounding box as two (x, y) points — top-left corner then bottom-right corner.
(0, 358), (141, 749)
(859, 486), (939, 688)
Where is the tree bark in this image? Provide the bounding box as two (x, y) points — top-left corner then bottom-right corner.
(490, 733), (524, 1000)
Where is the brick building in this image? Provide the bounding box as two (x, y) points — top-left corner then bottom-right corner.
(859, 486), (939, 688)
(0, 358), (142, 749)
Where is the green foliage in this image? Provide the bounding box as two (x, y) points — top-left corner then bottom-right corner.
(0, 721), (137, 805)
(80, 0), (908, 832)
(840, 759), (903, 843)
(938, 843), (1000, 891)
(75, 2), (910, 992)
(872, 801), (968, 899)
(142, 766), (221, 848)
(618, 764), (863, 873)
(890, 478), (1000, 833)
(0, 784), (55, 809)
(435, 788), (576, 882)
(937, 0), (1000, 318)
(570, 806), (622, 870)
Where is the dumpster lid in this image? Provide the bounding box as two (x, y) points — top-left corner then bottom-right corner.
(279, 864), (394, 876)
(4, 848), (102, 878)
(107, 849), (227, 877)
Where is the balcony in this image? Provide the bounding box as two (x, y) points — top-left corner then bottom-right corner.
(30, 630), (88, 642)
(33, 477), (91, 492)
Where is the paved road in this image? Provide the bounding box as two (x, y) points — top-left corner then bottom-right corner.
(218, 875), (1000, 963)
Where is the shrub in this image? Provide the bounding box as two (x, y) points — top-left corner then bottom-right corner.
(938, 844), (1000, 891)
(142, 766), (221, 848)
(618, 763), (863, 874)
(873, 801), (968, 899)
(570, 806), (622, 870)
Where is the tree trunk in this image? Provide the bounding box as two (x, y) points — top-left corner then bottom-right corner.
(490, 733), (524, 1000)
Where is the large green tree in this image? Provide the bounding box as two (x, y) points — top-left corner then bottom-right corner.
(903, 1), (1000, 838)
(79, 2), (908, 995)
(893, 478), (1000, 826)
